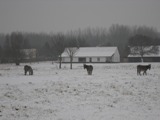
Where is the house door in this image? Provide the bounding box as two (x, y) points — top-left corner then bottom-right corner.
(79, 57), (86, 63)
(89, 58), (92, 62)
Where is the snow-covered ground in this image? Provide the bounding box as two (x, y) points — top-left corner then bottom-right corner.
(0, 62), (160, 120)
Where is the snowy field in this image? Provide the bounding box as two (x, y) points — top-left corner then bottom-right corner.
(0, 62), (160, 120)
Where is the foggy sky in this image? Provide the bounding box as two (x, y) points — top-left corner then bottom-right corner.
(0, 0), (160, 34)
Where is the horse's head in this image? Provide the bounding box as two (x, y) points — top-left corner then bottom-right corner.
(83, 64), (86, 69)
(148, 64), (151, 70)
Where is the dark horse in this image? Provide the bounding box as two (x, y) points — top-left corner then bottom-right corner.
(24, 65), (33, 75)
(137, 64), (151, 76)
(83, 64), (93, 75)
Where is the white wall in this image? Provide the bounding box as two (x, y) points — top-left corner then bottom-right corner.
(62, 58), (70, 62)
(112, 48), (120, 62)
(73, 58), (78, 62)
(62, 57), (112, 63)
(62, 57), (78, 62)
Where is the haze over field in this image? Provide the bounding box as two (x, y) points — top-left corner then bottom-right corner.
(0, 0), (160, 33)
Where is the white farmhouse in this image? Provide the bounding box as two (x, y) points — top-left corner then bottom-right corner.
(61, 47), (120, 63)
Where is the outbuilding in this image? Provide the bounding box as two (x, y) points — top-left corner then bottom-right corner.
(128, 46), (160, 62)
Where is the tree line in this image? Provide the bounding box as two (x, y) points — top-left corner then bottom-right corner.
(0, 24), (160, 64)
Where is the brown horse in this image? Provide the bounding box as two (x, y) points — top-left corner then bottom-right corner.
(137, 64), (151, 75)
(83, 64), (93, 75)
(24, 65), (33, 75)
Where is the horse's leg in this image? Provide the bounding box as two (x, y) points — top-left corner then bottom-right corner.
(87, 70), (89, 75)
(30, 69), (33, 75)
(143, 71), (146, 75)
(144, 71), (147, 75)
(137, 68), (140, 76)
(31, 69), (33, 75)
(29, 70), (31, 75)
(90, 70), (92, 75)
(25, 70), (27, 75)
(139, 71), (141, 76)
(89, 71), (91, 75)
(137, 70), (140, 75)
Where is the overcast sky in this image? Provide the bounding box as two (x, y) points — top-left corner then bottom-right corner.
(0, 0), (160, 34)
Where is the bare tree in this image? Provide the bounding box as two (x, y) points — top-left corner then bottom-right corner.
(0, 45), (2, 62)
(106, 24), (131, 58)
(132, 26), (158, 39)
(51, 33), (65, 69)
(65, 47), (78, 69)
(10, 32), (24, 65)
(3, 34), (12, 62)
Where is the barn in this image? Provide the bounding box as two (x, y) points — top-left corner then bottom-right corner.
(61, 47), (120, 63)
(128, 46), (160, 62)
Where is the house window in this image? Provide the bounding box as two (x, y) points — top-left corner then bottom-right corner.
(106, 57), (111, 62)
(79, 57), (86, 62)
(97, 57), (100, 62)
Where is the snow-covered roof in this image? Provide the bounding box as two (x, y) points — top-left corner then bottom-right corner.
(62, 47), (118, 57)
(128, 46), (160, 57)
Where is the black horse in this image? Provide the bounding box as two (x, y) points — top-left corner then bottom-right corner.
(24, 65), (33, 75)
(83, 64), (93, 75)
(137, 64), (151, 75)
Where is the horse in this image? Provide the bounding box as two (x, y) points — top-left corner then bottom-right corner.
(137, 64), (151, 76)
(24, 65), (33, 75)
(83, 64), (93, 75)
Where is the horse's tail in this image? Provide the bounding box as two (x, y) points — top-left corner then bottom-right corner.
(90, 65), (93, 71)
(137, 65), (140, 75)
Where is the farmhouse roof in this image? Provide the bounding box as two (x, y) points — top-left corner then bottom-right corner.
(62, 47), (118, 57)
(128, 46), (160, 57)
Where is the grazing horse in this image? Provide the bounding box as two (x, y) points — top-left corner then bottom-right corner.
(24, 65), (33, 75)
(137, 64), (151, 76)
(83, 64), (93, 75)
